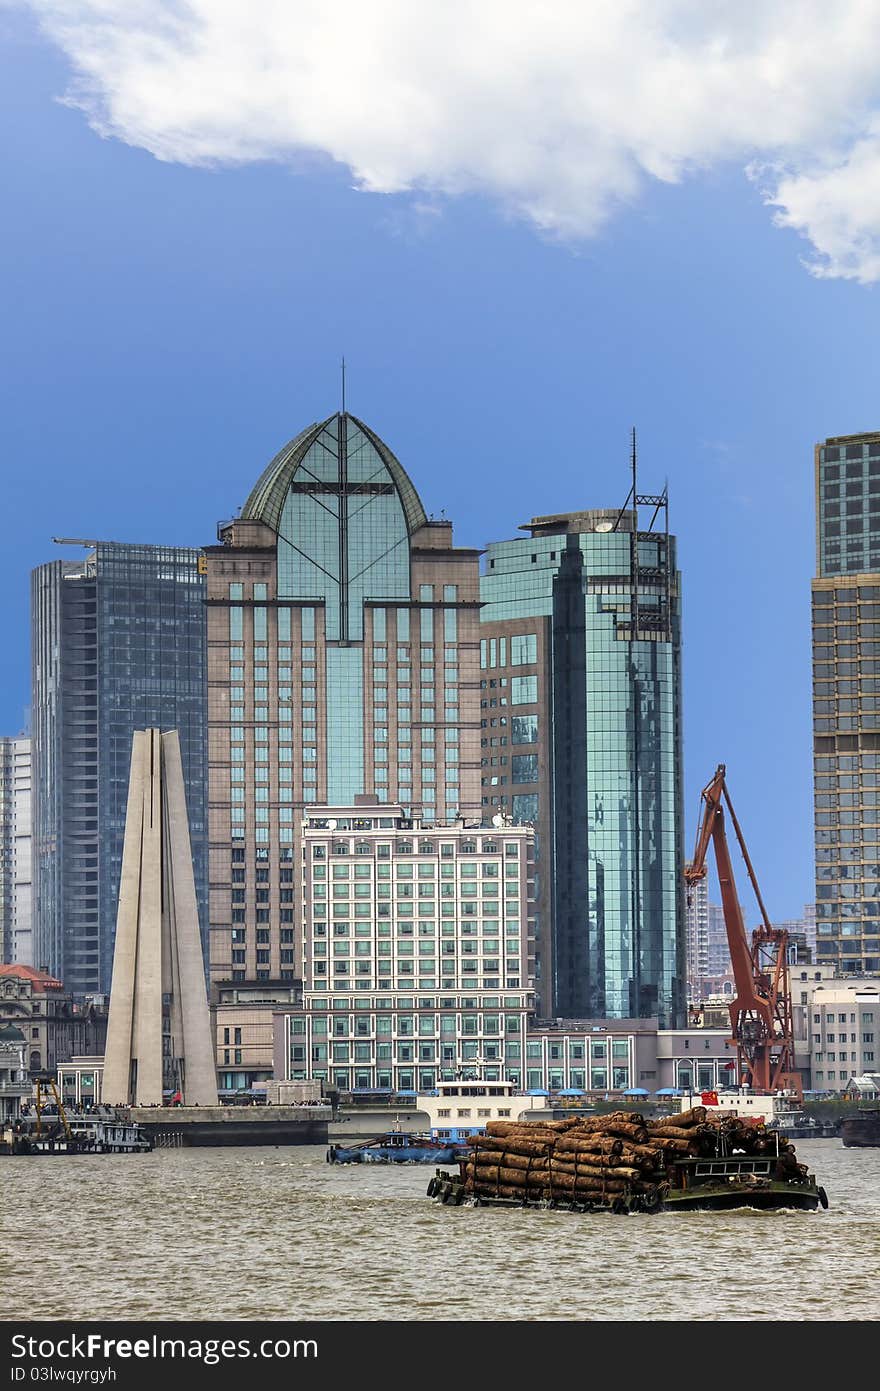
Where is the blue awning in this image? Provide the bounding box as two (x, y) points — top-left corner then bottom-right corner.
(623, 1088), (649, 1096)
(655, 1088), (683, 1096)
(527, 1088), (550, 1096)
(557, 1088), (585, 1096)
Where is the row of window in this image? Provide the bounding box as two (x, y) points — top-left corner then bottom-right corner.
(311, 840), (519, 858)
(480, 635), (538, 669)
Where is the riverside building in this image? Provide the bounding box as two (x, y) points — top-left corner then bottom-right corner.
(479, 502), (685, 1027)
(204, 413), (482, 992)
(812, 430), (880, 976)
(278, 803), (536, 1094)
(31, 543), (208, 994)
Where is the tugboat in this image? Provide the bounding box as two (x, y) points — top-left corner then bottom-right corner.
(327, 1129), (464, 1164)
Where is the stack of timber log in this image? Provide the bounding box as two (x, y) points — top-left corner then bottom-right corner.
(457, 1107), (810, 1212)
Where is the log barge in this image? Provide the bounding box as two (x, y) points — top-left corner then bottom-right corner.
(426, 1105), (828, 1214)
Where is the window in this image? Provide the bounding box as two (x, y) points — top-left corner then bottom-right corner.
(510, 676), (537, 705)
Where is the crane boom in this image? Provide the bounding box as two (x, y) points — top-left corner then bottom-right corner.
(685, 764), (802, 1100)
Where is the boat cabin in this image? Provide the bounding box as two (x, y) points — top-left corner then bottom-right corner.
(418, 1078), (547, 1143)
(671, 1089), (800, 1124)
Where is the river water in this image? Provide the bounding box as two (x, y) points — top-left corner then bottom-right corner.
(1, 1138), (877, 1322)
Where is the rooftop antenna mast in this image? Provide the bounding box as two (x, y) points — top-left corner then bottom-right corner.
(629, 427), (642, 1017)
(341, 356), (346, 415)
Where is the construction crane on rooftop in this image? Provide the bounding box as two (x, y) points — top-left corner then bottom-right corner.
(685, 764), (802, 1101)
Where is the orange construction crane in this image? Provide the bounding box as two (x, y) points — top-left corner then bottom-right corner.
(685, 764), (802, 1101)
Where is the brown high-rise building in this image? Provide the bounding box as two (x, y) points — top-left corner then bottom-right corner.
(812, 429), (880, 976)
(204, 413), (482, 988)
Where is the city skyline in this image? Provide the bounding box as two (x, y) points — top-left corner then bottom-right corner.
(3, 8), (880, 926)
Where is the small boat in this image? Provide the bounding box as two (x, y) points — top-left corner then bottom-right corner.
(327, 1130), (465, 1164)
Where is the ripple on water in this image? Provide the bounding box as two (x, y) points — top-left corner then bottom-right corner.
(2, 1139), (879, 1320)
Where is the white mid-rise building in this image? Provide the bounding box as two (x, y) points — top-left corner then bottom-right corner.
(802, 977), (880, 1092)
(281, 803), (536, 1094)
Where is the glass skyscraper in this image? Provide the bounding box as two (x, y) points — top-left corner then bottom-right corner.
(205, 412), (482, 988)
(31, 544), (208, 994)
(812, 430), (880, 975)
(480, 507), (685, 1027)
(0, 735), (32, 966)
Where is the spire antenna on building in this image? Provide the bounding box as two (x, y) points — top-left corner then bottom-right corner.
(341, 355), (346, 414)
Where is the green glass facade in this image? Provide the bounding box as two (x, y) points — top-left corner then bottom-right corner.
(813, 431), (880, 975)
(481, 512), (685, 1027)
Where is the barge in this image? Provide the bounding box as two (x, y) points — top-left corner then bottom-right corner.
(2, 1116), (152, 1155)
(426, 1104), (828, 1214)
(428, 1150), (828, 1213)
(841, 1107), (880, 1147)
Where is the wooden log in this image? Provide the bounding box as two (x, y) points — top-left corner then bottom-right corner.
(554, 1135), (623, 1157)
(590, 1111), (646, 1124)
(465, 1133), (539, 1150)
(468, 1163), (629, 1196)
(466, 1136), (553, 1159)
(616, 1143), (667, 1167)
(551, 1159), (641, 1181)
(650, 1137), (696, 1155)
(484, 1120), (571, 1137)
(545, 1169), (629, 1194)
(646, 1125), (704, 1141)
(586, 1121), (649, 1143)
(480, 1150), (550, 1172)
(652, 1106), (706, 1127)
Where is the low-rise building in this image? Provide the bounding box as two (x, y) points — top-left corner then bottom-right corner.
(213, 980), (300, 1093)
(0, 1023), (30, 1122)
(0, 965), (107, 1077)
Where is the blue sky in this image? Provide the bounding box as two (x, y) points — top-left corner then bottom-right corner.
(3, 5), (880, 921)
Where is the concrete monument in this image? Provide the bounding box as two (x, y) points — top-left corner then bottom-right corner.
(102, 729), (217, 1105)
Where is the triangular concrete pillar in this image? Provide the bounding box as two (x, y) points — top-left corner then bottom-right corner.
(103, 729), (217, 1106)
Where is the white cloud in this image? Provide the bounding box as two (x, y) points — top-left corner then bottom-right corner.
(21, 0), (880, 279)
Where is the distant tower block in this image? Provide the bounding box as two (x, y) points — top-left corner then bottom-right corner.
(102, 729), (218, 1106)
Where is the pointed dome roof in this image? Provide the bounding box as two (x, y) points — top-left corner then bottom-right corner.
(241, 412), (427, 536)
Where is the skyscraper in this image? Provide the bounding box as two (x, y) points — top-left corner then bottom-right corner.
(480, 503), (685, 1027)
(812, 429), (880, 975)
(205, 412), (482, 989)
(31, 543), (207, 994)
(684, 868), (709, 1004)
(0, 735), (32, 966)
